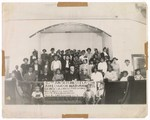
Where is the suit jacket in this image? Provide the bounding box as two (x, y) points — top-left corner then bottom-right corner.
(24, 72), (36, 82)
(12, 70), (23, 81)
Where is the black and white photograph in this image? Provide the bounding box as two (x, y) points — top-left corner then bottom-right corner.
(2, 2), (147, 118)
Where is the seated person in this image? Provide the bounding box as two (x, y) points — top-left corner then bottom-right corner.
(134, 69), (144, 80)
(79, 69), (91, 81)
(91, 67), (103, 82)
(83, 84), (95, 104)
(31, 86), (44, 104)
(65, 66), (79, 81)
(79, 59), (90, 75)
(52, 69), (64, 81)
(104, 66), (118, 81)
(40, 68), (51, 81)
(51, 55), (62, 72)
(120, 71), (128, 81)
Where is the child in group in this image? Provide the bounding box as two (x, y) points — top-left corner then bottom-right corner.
(83, 84), (95, 104)
(134, 69), (144, 80)
(120, 71), (128, 81)
(31, 86), (44, 104)
(52, 68), (64, 81)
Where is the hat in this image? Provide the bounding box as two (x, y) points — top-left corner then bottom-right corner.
(42, 49), (47, 52)
(125, 59), (130, 62)
(86, 48), (91, 51)
(112, 57), (118, 61)
(23, 58), (28, 62)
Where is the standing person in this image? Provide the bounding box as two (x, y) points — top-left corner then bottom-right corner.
(111, 57), (120, 78)
(31, 86), (44, 104)
(21, 58), (30, 77)
(30, 50), (38, 66)
(41, 49), (48, 66)
(32, 59), (42, 80)
(51, 55), (62, 72)
(104, 66), (118, 81)
(52, 69), (64, 81)
(91, 67), (103, 82)
(85, 48), (93, 63)
(62, 55), (71, 74)
(72, 55), (81, 74)
(65, 66), (79, 81)
(134, 69), (144, 80)
(23, 66), (36, 104)
(101, 47), (110, 60)
(49, 48), (55, 63)
(98, 57), (107, 75)
(79, 50), (86, 62)
(83, 84), (95, 104)
(12, 65), (23, 81)
(121, 59), (133, 76)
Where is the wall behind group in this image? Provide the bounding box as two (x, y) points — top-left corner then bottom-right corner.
(3, 20), (146, 72)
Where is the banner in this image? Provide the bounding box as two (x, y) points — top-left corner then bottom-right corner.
(44, 81), (97, 97)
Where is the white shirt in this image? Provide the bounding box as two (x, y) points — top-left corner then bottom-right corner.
(34, 64), (38, 71)
(65, 60), (69, 68)
(104, 71), (118, 81)
(120, 76), (128, 81)
(32, 91), (43, 98)
(51, 60), (62, 71)
(91, 72), (103, 82)
(121, 64), (133, 75)
(98, 62), (107, 73)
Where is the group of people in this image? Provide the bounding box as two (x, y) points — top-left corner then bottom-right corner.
(12, 47), (144, 83)
(11, 47), (145, 104)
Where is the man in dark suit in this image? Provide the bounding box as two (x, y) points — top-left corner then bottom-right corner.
(65, 66), (79, 81)
(41, 49), (48, 65)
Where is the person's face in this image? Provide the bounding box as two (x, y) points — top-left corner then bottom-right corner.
(82, 51), (85, 55)
(100, 58), (104, 62)
(15, 65), (19, 70)
(54, 56), (58, 60)
(137, 71), (141, 75)
(35, 87), (40, 92)
(83, 69), (88, 74)
(103, 48), (107, 52)
(51, 49), (54, 53)
(123, 72), (128, 77)
(29, 67), (33, 72)
(113, 59), (117, 63)
(94, 68), (97, 72)
(24, 60), (28, 64)
(87, 85), (91, 91)
(95, 49), (98, 53)
(66, 56), (69, 60)
(125, 61), (130, 66)
(70, 66), (75, 72)
(87, 50), (91, 53)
